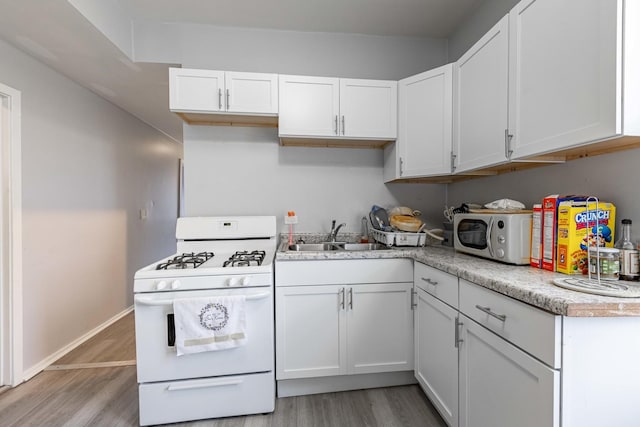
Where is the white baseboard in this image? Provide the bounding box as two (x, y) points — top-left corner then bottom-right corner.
(22, 306), (133, 382)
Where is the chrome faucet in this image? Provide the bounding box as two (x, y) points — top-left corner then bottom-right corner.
(328, 220), (346, 243)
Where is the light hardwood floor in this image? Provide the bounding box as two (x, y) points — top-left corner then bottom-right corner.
(0, 312), (447, 427)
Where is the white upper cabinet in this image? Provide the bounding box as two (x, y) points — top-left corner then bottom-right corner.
(224, 71), (279, 114)
(452, 0), (639, 173)
(385, 64), (453, 181)
(279, 75), (397, 145)
(278, 75), (340, 137)
(339, 79), (397, 139)
(508, 0), (619, 159)
(169, 68), (278, 126)
(453, 15), (510, 173)
(170, 68), (225, 112)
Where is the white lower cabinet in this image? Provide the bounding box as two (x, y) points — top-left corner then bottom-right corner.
(415, 288), (459, 427)
(347, 283), (413, 374)
(275, 284), (347, 379)
(414, 262), (560, 427)
(275, 259), (413, 383)
(458, 315), (559, 427)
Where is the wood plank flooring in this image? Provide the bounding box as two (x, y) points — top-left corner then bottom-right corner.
(0, 312), (447, 427)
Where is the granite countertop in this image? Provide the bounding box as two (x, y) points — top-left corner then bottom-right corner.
(276, 234), (640, 317)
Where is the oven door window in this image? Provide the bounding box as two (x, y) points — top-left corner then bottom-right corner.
(457, 219), (488, 249)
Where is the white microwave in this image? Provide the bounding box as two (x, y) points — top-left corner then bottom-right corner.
(453, 212), (532, 265)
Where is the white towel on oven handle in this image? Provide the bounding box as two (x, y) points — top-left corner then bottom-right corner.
(173, 295), (247, 356)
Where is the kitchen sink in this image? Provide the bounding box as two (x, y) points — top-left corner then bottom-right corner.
(287, 242), (389, 252)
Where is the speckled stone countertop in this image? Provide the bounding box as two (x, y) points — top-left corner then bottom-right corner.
(276, 234), (640, 317)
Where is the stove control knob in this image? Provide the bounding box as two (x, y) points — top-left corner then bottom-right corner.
(156, 280), (168, 290)
(227, 277), (239, 287)
(496, 248), (505, 258)
(171, 280), (181, 290)
(241, 277), (251, 286)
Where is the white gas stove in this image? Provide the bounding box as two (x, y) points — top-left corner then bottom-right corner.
(133, 216), (277, 426)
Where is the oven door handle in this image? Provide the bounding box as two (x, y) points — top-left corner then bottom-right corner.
(136, 291), (271, 306)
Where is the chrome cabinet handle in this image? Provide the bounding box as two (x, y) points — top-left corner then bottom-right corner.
(226, 89), (230, 110)
(475, 305), (507, 322)
(455, 317), (463, 348)
(339, 288), (345, 310)
(341, 115), (345, 135)
(451, 152), (457, 172)
(334, 115), (338, 135)
(421, 277), (438, 286)
(399, 157), (404, 176)
(348, 288), (353, 310)
(410, 289), (417, 310)
(504, 129), (514, 159)
(218, 88), (222, 110)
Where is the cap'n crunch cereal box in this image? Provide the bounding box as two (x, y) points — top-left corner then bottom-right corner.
(556, 201), (616, 275)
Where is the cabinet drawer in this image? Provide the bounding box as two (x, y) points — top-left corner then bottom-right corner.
(276, 258), (413, 286)
(459, 279), (560, 368)
(138, 372), (274, 426)
(414, 262), (458, 308)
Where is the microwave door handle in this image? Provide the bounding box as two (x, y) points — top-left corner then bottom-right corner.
(486, 217), (495, 257)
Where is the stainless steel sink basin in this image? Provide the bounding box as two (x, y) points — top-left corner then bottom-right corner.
(287, 242), (389, 252)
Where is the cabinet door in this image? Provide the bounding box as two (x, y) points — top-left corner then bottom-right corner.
(225, 72), (278, 114)
(339, 79), (397, 139)
(508, 0), (618, 159)
(415, 289), (458, 427)
(397, 65), (453, 178)
(459, 315), (560, 427)
(169, 68), (224, 112)
(453, 15), (510, 173)
(346, 283), (413, 375)
(275, 285), (346, 379)
(278, 75), (340, 137)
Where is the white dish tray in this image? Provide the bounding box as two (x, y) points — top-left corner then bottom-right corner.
(369, 220), (426, 247)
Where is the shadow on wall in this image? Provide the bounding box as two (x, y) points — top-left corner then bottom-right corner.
(446, 148), (640, 229)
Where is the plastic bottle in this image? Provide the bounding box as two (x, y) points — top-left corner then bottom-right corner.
(615, 219), (639, 281)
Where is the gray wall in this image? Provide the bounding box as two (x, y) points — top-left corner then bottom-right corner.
(136, 22), (450, 232)
(447, 0), (519, 61)
(133, 21), (448, 80)
(184, 126), (445, 234)
(0, 39), (182, 375)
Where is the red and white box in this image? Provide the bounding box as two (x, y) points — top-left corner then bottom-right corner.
(541, 195), (587, 271)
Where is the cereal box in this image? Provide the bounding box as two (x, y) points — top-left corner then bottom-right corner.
(541, 195), (588, 271)
(556, 201), (616, 275)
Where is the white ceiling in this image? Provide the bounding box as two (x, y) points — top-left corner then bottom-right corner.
(0, 0), (482, 143)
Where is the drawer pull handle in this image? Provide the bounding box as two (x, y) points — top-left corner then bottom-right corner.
(167, 379), (242, 391)
(421, 277), (438, 286)
(475, 305), (507, 321)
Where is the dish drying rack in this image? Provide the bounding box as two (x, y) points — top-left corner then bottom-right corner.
(367, 217), (427, 247)
(552, 196), (640, 298)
